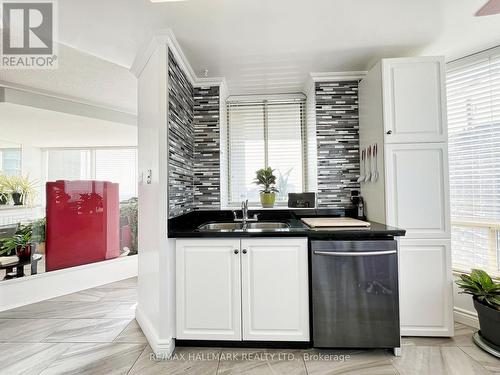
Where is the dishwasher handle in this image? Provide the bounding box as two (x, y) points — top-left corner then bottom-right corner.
(314, 250), (396, 257)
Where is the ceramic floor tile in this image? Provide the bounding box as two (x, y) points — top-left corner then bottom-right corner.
(391, 346), (490, 375)
(95, 277), (138, 289)
(44, 318), (132, 343)
(303, 349), (397, 375)
(0, 318), (69, 342)
(460, 345), (500, 373)
(39, 343), (145, 375)
(402, 323), (475, 347)
(0, 342), (70, 375)
(113, 319), (147, 343)
(0, 300), (119, 319)
(218, 348), (307, 375)
(100, 287), (137, 302)
(128, 346), (220, 375)
(104, 302), (137, 319)
(48, 289), (107, 302)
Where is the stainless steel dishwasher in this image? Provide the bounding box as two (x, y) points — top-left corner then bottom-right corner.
(311, 240), (400, 352)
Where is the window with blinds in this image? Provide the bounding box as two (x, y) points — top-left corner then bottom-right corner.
(227, 97), (305, 205)
(447, 49), (500, 277)
(45, 148), (138, 201)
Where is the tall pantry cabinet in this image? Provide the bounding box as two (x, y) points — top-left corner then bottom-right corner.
(359, 56), (453, 337)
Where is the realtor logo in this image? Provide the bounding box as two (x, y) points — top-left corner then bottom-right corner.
(1, 0), (58, 69)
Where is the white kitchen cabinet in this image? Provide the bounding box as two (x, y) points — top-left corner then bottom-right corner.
(399, 239), (453, 336)
(382, 57), (447, 144)
(175, 237), (309, 342)
(385, 143), (450, 239)
(359, 56), (453, 337)
(241, 238), (309, 341)
(176, 238), (242, 340)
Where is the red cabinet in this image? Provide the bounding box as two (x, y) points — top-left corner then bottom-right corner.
(46, 180), (120, 271)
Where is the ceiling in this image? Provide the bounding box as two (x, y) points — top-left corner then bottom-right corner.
(2, 0), (500, 111)
(0, 103), (137, 148)
(56, 0), (500, 95)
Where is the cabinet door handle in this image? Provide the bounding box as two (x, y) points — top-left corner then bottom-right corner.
(242, 249), (248, 254)
(386, 130), (392, 135)
(234, 249), (239, 254)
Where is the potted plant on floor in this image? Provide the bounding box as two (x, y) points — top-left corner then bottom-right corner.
(254, 167), (279, 208)
(456, 269), (500, 348)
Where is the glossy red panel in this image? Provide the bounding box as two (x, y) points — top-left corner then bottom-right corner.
(45, 180), (120, 271)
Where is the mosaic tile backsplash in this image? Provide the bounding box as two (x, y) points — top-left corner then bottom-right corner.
(193, 86), (221, 209)
(168, 50), (194, 218)
(167, 52), (359, 216)
(168, 50), (221, 218)
(315, 81), (360, 208)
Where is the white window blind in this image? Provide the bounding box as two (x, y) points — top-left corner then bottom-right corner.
(447, 50), (500, 277)
(227, 97), (305, 205)
(0, 149), (22, 176)
(45, 148), (137, 201)
(95, 149), (138, 200)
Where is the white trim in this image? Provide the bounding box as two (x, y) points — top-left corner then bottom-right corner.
(136, 306), (175, 356)
(131, 29), (197, 85)
(226, 92), (306, 103)
(454, 307), (480, 329)
(309, 71), (367, 82)
(0, 82), (137, 125)
(0, 255), (138, 312)
(130, 30), (235, 93)
(194, 77), (227, 89)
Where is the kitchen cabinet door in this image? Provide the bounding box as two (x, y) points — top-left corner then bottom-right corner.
(382, 57), (447, 143)
(399, 239), (453, 336)
(176, 238), (242, 340)
(240, 238), (309, 341)
(385, 142), (450, 239)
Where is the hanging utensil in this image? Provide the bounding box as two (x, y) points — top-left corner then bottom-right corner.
(364, 145), (372, 182)
(357, 148), (365, 183)
(372, 143), (379, 182)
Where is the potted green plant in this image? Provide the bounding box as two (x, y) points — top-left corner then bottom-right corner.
(30, 218), (46, 254)
(456, 269), (500, 347)
(120, 198), (138, 255)
(254, 167), (279, 208)
(0, 231), (32, 261)
(4, 175), (38, 206)
(0, 174), (9, 205)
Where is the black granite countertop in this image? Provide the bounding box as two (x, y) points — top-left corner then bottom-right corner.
(168, 209), (406, 239)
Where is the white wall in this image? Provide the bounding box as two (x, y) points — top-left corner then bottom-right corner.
(135, 42), (175, 356)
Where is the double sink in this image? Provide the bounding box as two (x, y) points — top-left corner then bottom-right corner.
(198, 221), (290, 231)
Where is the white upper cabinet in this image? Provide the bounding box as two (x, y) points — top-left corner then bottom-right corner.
(176, 239), (242, 340)
(240, 238), (309, 342)
(384, 143), (450, 238)
(382, 57), (447, 143)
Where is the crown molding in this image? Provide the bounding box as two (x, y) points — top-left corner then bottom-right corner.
(131, 29), (227, 91)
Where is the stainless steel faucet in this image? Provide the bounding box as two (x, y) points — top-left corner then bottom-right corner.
(233, 199), (258, 227)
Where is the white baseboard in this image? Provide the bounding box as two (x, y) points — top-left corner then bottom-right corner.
(454, 307), (479, 329)
(136, 306), (175, 357)
(0, 255), (138, 312)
